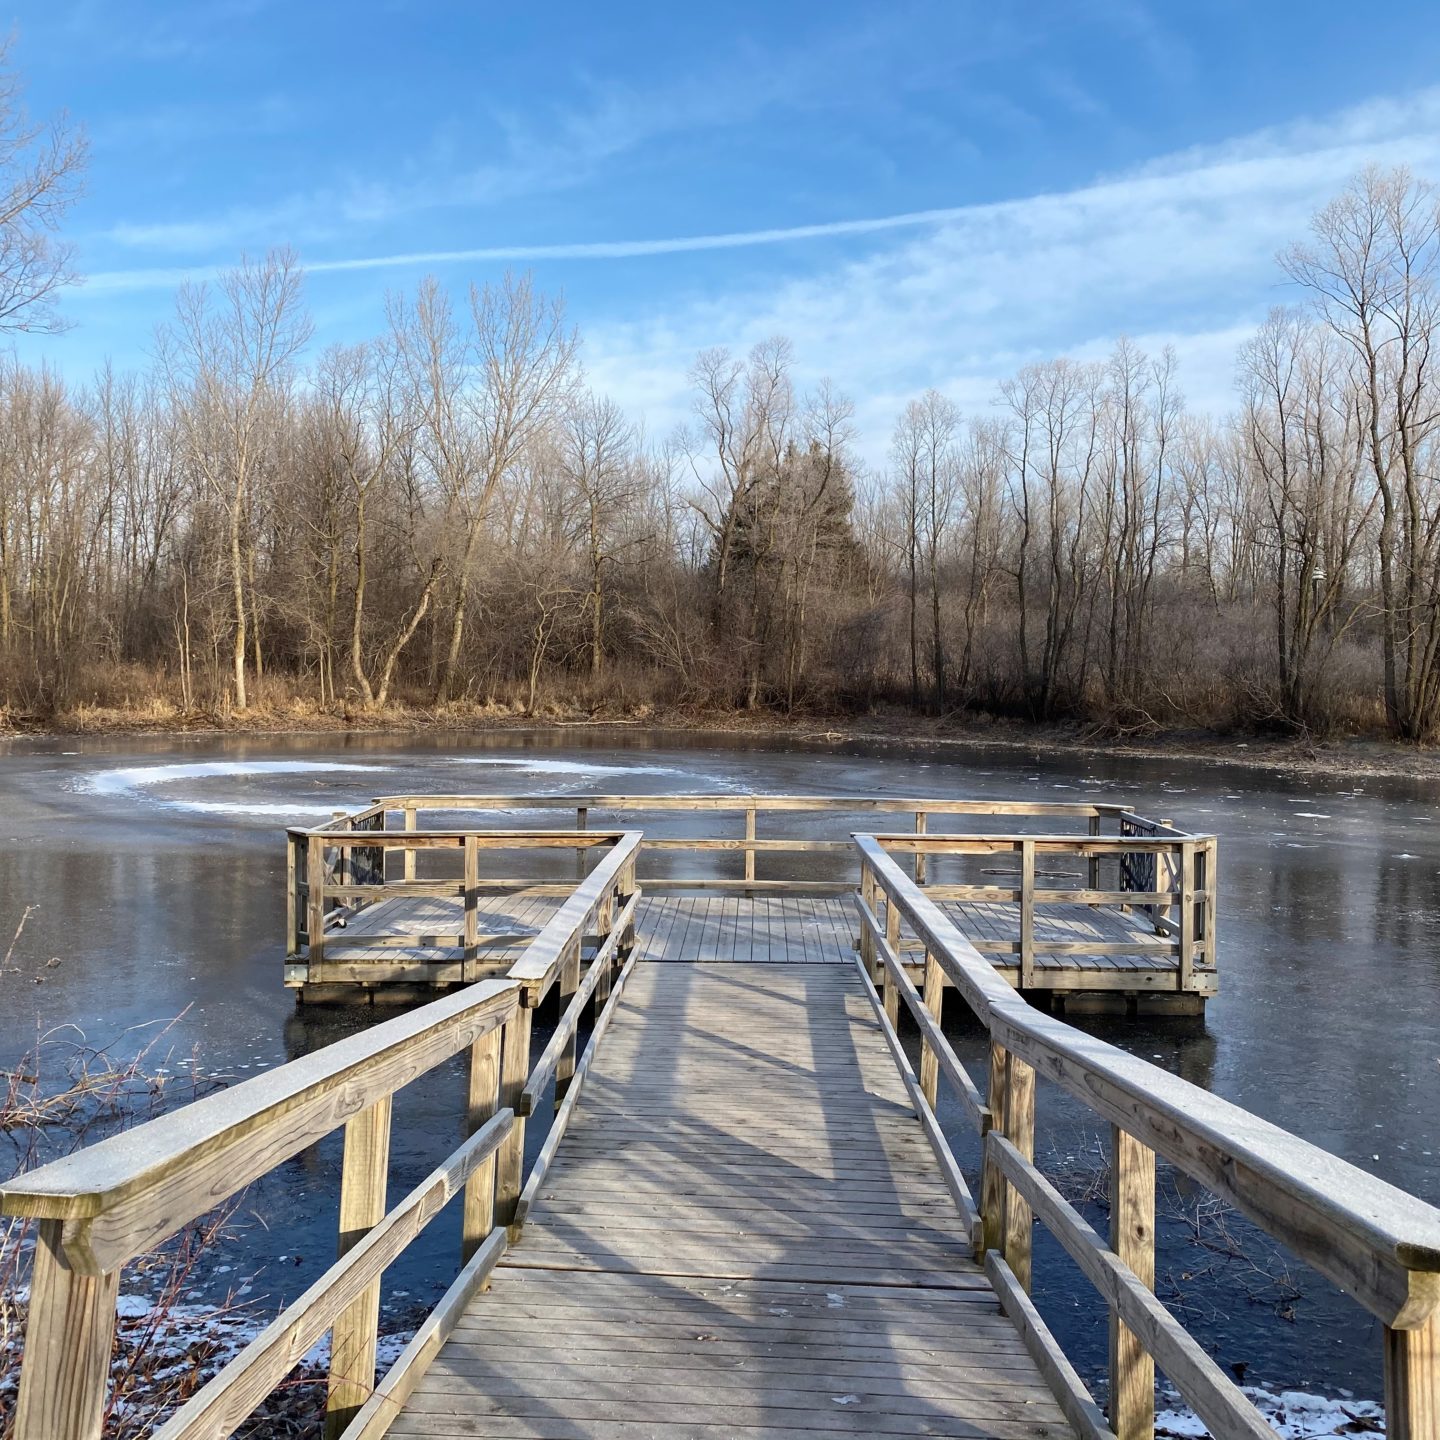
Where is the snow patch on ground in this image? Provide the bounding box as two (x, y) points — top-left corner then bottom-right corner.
(1157, 1386), (1384, 1439)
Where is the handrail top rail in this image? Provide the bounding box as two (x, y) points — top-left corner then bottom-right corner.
(0, 978), (521, 1222)
(866, 830), (1216, 848)
(854, 835), (1440, 1320)
(285, 825), (635, 844)
(301, 793), (1204, 837)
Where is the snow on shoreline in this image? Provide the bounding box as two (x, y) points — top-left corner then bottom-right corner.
(1157, 1386), (1384, 1439)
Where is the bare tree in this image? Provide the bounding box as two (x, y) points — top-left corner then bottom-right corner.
(161, 251), (312, 712)
(1283, 166), (1440, 739)
(0, 40), (86, 333)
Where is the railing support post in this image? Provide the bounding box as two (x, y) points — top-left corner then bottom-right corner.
(307, 833), (327, 965)
(286, 833), (300, 956)
(1019, 839), (1036, 990)
(496, 1003), (533, 1231)
(12, 1220), (119, 1440)
(1088, 813), (1101, 890)
(1002, 1053), (1036, 1290)
(462, 1026), (503, 1262)
(403, 804), (416, 882)
(463, 835), (479, 976)
(1178, 841), (1196, 993)
(883, 895), (901, 1029)
(744, 806), (757, 884)
(914, 810), (927, 885)
(326, 1095), (393, 1438)
(556, 935), (582, 1106)
(1109, 1125), (1157, 1440)
(981, 1043), (1009, 1254)
(1202, 839), (1218, 971)
(1385, 1315), (1439, 1440)
(859, 863), (876, 974)
(918, 951), (943, 1108)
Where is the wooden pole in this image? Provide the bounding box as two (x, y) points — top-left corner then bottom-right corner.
(556, 935), (581, 1106)
(1019, 839), (1036, 991)
(859, 863), (876, 975)
(496, 1005), (533, 1230)
(1109, 1125), (1157, 1440)
(12, 1220), (119, 1440)
(981, 1043), (1009, 1255)
(1088, 813), (1101, 890)
(914, 811), (928, 885)
(1002, 1054), (1036, 1291)
(918, 952), (944, 1108)
(286, 835), (299, 957)
(403, 805), (416, 883)
(1178, 842), (1196, 993)
(463, 835), (479, 976)
(462, 1027), (502, 1262)
(307, 834), (327, 965)
(326, 1095), (393, 1437)
(883, 896), (901, 1031)
(1385, 1315), (1439, 1440)
(744, 806), (757, 884)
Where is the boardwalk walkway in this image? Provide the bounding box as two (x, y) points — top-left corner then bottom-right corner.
(395, 962), (1072, 1438)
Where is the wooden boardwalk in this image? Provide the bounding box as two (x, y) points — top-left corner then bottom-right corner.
(396, 962), (1073, 1438)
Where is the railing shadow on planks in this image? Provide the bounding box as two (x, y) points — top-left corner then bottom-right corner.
(0, 827), (1436, 1440)
(287, 793), (1218, 1007)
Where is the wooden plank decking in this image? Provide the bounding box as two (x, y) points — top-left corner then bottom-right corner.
(394, 961), (1073, 1438)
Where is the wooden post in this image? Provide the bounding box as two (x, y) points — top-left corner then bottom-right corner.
(594, 890), (616, 1012)
(981, 1043), (1009, 1254)
(403, 805), (416, 883)
(1002, 1054), (1036, 1291)
(914, 811), (928, 885)
(286, 835), (299, 956)
(1201, 839), (1218, 971)
(496, 1004), (533, 1229)
(918, 952), (944, 1108)
(1109, 1125), (1157, 1440)
(463, 835), (479, 975)
(307, 834), (327, 965)
(1088, 813), (1101, 891)
(556, 935), (582, 1106)
(744, 806), (757, 884)
(326, 1095), (393, 1438)
(1177, 842), (1196, 992)
(1385, 1315), (1439, 1440)
(1019, 839), (1036, 991)
(12, 1220), (120, 1440)
(463, 1027), (502, 1262)
(883, 896), (901, 1031)
(576, 806), (588, 881)
(859, 863), (876, 975)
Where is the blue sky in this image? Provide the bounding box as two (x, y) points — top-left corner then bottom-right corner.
(12, 0), (1440, 453)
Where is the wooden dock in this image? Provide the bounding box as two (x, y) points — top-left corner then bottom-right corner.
(6, 818), (1439, 1440)
(287, 794), (1219, 1012)
(395, 962), (1071, 1438)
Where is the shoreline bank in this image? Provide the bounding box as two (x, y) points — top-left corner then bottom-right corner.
(5, 700), (1440, 784)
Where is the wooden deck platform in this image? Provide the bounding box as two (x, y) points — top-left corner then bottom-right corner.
(396, 962), (1073, 1438)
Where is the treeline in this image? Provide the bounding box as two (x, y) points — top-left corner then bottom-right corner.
(4, 166), (1440, 740)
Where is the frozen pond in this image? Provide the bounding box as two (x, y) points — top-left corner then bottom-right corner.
(2, 728), (1437, 1402)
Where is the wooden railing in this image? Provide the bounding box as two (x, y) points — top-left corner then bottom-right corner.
(300, 791), (1207, 896)
(855, 833), (1440, 1440)
(285, 811), (636, 967)
(871, 830), (1217, 987)
(0, 832), (641, 1440)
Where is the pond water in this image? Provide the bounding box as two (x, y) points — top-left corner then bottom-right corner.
(1, 728), (1437, 1403)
